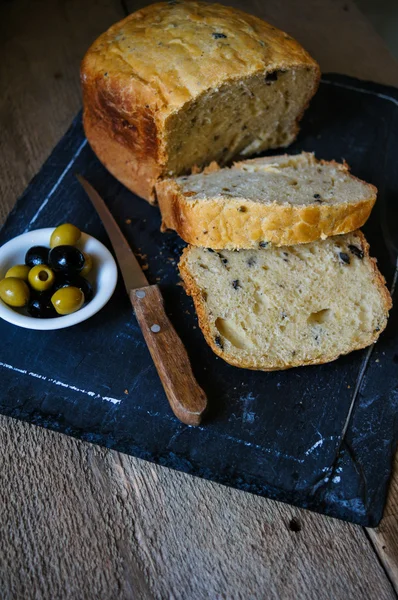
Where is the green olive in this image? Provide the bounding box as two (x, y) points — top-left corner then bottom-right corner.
(50, 223), (81, 248)
(0, 277), (30, 307)
(51, 286), (84, 315)
(28, 265), (55, 292)
(5, 264), (31, 281)
(80, 252), (93, 277)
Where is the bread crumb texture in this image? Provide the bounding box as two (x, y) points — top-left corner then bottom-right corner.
(157, 153), (377, 248)
(179, 232), (392, 371)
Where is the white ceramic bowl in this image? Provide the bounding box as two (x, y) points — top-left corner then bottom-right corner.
(0, 228), (118, 330)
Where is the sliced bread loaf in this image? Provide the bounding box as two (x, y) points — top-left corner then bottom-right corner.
(157, 153), (377, 248)
(81, 1), (320, 202)
(179, 232), (391, 371)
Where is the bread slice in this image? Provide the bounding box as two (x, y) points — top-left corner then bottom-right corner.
(81, 1), (320, 202)
(179, 232), (392, 371)
(157, 153), (377, 249)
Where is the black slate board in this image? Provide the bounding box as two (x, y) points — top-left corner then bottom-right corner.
(1, 74), (397, 526)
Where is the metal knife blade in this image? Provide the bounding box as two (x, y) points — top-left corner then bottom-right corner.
(77, 175), (148, 293)
(77, 174), (208, 425)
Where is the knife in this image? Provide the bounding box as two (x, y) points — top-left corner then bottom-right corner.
(77, 175), (207, 426)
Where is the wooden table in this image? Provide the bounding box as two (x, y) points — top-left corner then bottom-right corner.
(1, 1), (398, 598)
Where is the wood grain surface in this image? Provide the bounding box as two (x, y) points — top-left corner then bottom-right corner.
(1, 1), (398, 598)
(131, 285), (208, 425)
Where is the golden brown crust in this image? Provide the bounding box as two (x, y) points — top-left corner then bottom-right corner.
(82, 108), (161, 204)
(355, 231), (393, 316)
(81, 1), (320, 202)
(179, 232), (392, 371)
(157, 156), (378, 248)
(81, 61), (164, 203)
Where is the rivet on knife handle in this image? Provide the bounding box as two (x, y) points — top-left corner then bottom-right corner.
(131, 285), (207, 426)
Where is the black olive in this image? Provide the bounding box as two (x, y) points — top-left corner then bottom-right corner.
(339, 252), (351, 265)
(215, 335), (224, 349)
(54, 275), (93, 304)
(25, 246), (50, 268)
(265, 71), (278, 83)
(348, 244), (364, 259)
(28, 293), (57, 318)
(49, 245), (85, 275)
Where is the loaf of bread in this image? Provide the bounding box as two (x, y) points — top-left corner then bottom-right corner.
(81, 1), (320, 203)
(179, 232), (392, 371)
(157, 153), (377, 249)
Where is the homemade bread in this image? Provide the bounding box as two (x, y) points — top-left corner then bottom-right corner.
(157, 153), (377, 248)
(179, 232), (392, 370)
(81, 1), (320, 203)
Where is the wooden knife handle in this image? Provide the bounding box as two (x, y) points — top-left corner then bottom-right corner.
(130, 285), (207, 426)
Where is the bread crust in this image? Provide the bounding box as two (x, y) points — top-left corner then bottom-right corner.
(157, 155), (377, 247)
(81, 59), (164, 203)
(179, 232), (392, 371)
(81, 1), (320, 202)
